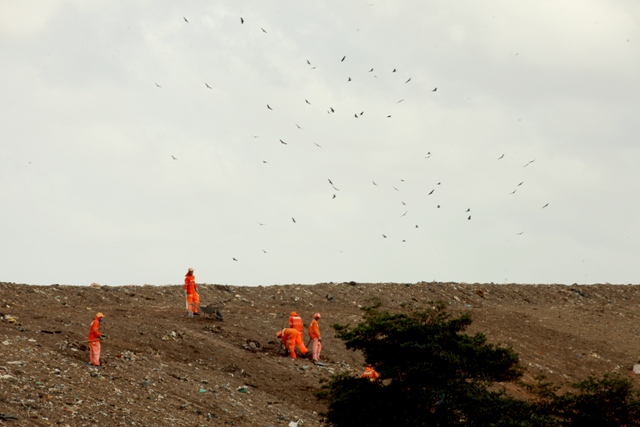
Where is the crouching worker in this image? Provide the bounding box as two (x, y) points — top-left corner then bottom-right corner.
(276, 328), (308, 360)
(360, 364), (380, 381)
(87, 312), (108, 366)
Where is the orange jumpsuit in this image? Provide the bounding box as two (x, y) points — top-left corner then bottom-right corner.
(184, 273), (199, 315)
(87, 317), (103, 366)
(278, 328), (306, 359)
(308, 319), (321, 361)
(288, 312), (307, 354)
(361, 366), (380, 381)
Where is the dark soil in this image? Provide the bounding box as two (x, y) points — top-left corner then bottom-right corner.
(2, 281), (640, 426)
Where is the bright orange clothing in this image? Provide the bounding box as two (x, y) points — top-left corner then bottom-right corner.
(308, 319), (320, 339)
(184, 273), (197, 294)
(361, 366), (380, 381)
(278, 328), (307, 359)
(186, 292), (200, 314)
(87, 317), (103, 366)
(289, 313), (304, 333)
(88, 318), (102, 342)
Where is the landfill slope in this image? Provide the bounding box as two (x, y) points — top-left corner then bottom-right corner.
(1, 281), (640, 426)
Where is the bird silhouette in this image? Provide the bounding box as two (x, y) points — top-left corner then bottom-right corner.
(292, 217), (296, 223)
(401, 211), (408, 217)
(524, 159), (536, 167)
(261, 28), (267, 33)
(348, 77), (352, 82)
(387, 115), (391, 118)
(467, 216), (471, 220)
(306, 59), (311, 65)
(262, 249), (267, 253)
(155, 83), (162, 88)
(267, 104), (273, 110)
(509, 189), (517, 194)
(240, 17), (244, 24)
(369, 68), (374, 72)
(405, 78), (412, 83)
(517, 182), (523, 186)
(330, 107), (335, 113)
(359, 111), (364, 116)
(393, 186), (399, 192)
(314, 142), (322, 148)
(341, 55), (346, 62)
(305, 99), (311, 105)
(432, 87), (437, 92)
(295, 124), (302, 129)
(372, 181), (378, 186)
(516, 232), (524, 235)
(205, 83), (212, 89)
(183, 17), (189, 23)
(392, 68), (396, 72)
(542, 203), (549, 209)
(498, 153), (505, 159)
(466, 208), (470, 212)
(233, 257), (238, 261)
(354, 114), (358, 118)
(382, 234), (387, 238)
(171, 155), (177, 160)
(332, 194), (336, 199)
(428, 189), (434, 195)
(279, 139), (287, 145)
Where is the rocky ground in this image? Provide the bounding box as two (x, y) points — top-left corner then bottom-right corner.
(2, 281), (640, 426)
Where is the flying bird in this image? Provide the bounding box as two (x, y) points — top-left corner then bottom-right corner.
(498, 153), (505, 159)
(305, 99), (311, 105)
(261, 28), (267, 33)
(183, 17), (189, 23)
(517, 181), (524, 186)
(467, 216), (471, 220)
(240, 17), (244, 24)
(392, 68), (396, 72)
(432, 87), (437, 92)
(233, 257), (238, 261)
(332, 194), (336, 199)
(466, 208), (470, 212)
(509, 189), (517, 194)
(393, 186), (399, 192)
(341, 55), (346, 62)
(401, 211), (408, 217)
(372, 181), (378, 186)
(369, 68), (374, 72)
(524, 159), (536, 167)
(295, 123), (302, 129)
(348, 77), (352, 82)
(396, 99), (404, 103)
(262, 249), (267, 253)
(382, 234), (387, 238)
(405, 78), (412, 83)
(155, 82), (162, 88)
(330, 107), (335, 113)
(354, 114), (358, 118)
(279, 139), (287, 145)
(205, 83), (212, 89)
(314, 142), (322, 148)
(542, 203), (549, 209)
(171, 155), (177, 160)
(267, 104), (273, 110)
(516, 232), (524, 235)
(428, 189), (434, 195)
(292, 217), (296, 223)
(306, 59), (311, 65)
(359, 111), (364, 116)
(387, 115), (391, 118)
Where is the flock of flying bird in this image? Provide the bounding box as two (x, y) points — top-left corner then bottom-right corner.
(158, 14), (549, 262)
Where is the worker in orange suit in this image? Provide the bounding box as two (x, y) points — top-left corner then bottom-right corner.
(288, 311), (307, 355)
(184, 267), (200, 317)
(360, 364), (380, 381)
(87, 312), (107, 366)
(308, 312), (322, 362)
(276, 328), (308, 360)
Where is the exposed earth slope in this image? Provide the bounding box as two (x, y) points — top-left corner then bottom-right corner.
(2, 281), (640, 426)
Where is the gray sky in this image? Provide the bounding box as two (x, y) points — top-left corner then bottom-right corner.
(2, 1), (639, 287)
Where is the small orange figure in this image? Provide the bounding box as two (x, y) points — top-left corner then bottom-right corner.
(276, 328), (308, 360)
(360, 364), (380, 381)
(87, 312), (106, 366)
(184, 268), (200, 317)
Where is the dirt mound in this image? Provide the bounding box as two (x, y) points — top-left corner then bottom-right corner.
(1, 281), (640, 426)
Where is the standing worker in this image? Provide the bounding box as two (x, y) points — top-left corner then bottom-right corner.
(184, 267), (200, 317)
(87, 312), (107, 366)
(360, 364), (380, 381)
(276, 328), (307, 360)
(288, 311), (308, 355)
(308, 312), (322, 362)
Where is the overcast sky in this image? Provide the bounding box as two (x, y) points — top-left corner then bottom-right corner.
(1, 1), (639, 287)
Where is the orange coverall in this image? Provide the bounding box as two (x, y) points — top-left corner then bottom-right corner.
(278, 328), (307, 359)
(184, 273), (199, 315)
(361, 366), (380, 381)
(288, 312), (307, 354)
(87, 317), (104, 366)
(308, 319), (321, 361)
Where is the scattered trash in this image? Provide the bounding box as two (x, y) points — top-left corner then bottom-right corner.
(237, 386), (248, 393)
(198, 387), (207, 393)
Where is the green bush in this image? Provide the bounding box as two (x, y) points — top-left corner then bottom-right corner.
(318, 301), (640, 426)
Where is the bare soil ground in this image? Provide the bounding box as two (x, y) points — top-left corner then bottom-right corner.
(2, 281), (640, 426)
